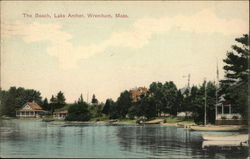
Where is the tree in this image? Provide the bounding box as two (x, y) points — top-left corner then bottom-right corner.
(148, 81), (178, 116)
(102, 99), (114, 116)
(41, 98), (49, 110)
(0, 89), (8, 115)
(78, 94), (84, 104)
(66, 102), (91, 121)
(220, 34), (249, 118)
(91, 94), (98, 104)
(182, 86), (199, 113)
(56, 91), (66, 108)
(138, 95), (157, 119)
(116, 90), (132, 118)
(192, 81), (216, 124)
(0, 87), (43, 116)
(149, 82), (164, 116)
(109, 102), (119, 119)
(161, 81), (178, 115)
(174, 90), (184, 114)
(50, 95), (56, 113)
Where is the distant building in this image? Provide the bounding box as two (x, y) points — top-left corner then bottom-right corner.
(130, 87), (148, 103)
(177, 111), (193, 117)
(53, 110), (68, 120)
(16, 102), (48, 118)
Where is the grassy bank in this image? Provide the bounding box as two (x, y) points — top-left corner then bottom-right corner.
(42, 116), (55, 122)
(117, 119), (137, 124)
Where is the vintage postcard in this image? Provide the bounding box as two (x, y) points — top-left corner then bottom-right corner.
(0, 1), (249, 158)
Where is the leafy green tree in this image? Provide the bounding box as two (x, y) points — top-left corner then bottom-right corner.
(149, 82), (164, 116)
(140, 95), (157, 119)
(128, 94), (147, 119)
(182, 86), (199, 112)
(66, 101), (91, 121)
(109, 102), (120, 119)
(0, 87), (42, 116)
(174, 90), (184, 114)
(0, 89), (8, 115)
(192, 81), (216, 124)
(148, 81), (178, 116)
(95, 103), (104, 118)
(116, 90), (132, 118)
(220, 34), (249, 118)
(161, 81), (178, 115)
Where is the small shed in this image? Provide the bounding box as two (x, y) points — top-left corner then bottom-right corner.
(53, 110), (68, 120)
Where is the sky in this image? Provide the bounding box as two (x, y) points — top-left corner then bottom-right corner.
(1, 1), (249, 103)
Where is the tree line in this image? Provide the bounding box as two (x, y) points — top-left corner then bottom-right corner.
(0, 34), (248, 124)
(102, 81), (216, 124)
(102, 34), (248, 123)
(0, 88), (67, 116)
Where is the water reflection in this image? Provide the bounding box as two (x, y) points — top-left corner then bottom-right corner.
(0, 120), (248, 158)
(115, 125), (204, 158)
(202, 142), (248, 159)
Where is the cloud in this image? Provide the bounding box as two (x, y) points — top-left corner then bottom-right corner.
(2, 9), (248, 69)
(2, 21), (72, 43)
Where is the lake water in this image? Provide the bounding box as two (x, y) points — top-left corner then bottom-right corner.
(0, 119), (248, 158)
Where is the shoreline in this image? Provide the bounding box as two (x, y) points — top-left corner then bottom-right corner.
(1, 118), (247, 132)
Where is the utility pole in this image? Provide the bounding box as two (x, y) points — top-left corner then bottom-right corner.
(204, 78), (207, 126)
(187, 73), (190, 89)
(183, 73), (191, 91)
(215, 59), (219, 120)
(87, 91), (89, 104)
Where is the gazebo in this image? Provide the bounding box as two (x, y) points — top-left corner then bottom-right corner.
(215, 95), (242, 125)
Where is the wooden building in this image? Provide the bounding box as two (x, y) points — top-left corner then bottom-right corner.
(53, 110), (68, 120)
(130, 87), (148, 103)
(16, 102), (48, 118)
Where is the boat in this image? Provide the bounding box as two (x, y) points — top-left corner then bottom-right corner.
(190, 125), (247, 132)
(202, 140), (249, 148)
(143, 119), (164, 124)
(202, 133), (249, 141)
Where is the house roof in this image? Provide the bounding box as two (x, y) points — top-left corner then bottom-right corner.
(130, 87), (148, 102)
(26, 102), (43, 110)
(17, 102), (43, 111)
(18, 109), (48, 112)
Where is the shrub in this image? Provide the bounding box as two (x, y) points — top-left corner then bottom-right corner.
(136, 117), (146, 124)
(163, 119), (167, 123)
(221, 116), (227, 120)
(232, 116), (239, 120)
(65, 102), (91, 121)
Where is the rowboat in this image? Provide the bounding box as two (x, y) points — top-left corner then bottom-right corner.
(202, 140), (249, 148)
(190, 125), (247, 132)
(202, 133), (249, 141)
